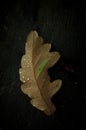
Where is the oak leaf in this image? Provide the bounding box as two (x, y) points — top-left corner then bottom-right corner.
(19, 31), (62, 115)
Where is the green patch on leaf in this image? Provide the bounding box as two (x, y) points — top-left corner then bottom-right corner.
(35, 59), (48, 78)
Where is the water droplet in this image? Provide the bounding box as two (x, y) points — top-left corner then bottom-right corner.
(23, 80), (25, 83)
(22, 76), (24, 79)
(19, 71), (21, 74)
(23, 58), (25, 61)
(27, 77), (29, 80)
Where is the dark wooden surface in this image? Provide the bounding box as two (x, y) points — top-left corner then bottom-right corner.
(0, 0), (86, 130)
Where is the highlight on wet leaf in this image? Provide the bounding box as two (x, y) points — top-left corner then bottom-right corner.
(19, 30), (62, 115)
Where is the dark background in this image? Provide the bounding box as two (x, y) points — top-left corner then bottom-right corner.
(0, 0), (86, 130)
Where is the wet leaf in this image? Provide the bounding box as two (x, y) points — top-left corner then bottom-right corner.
(19, 31), (62, 115)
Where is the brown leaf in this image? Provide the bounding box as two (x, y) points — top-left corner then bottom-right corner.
(19, 30), (62, 115)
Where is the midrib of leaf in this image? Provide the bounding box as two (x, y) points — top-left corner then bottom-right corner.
(32, 55), (54, 113)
